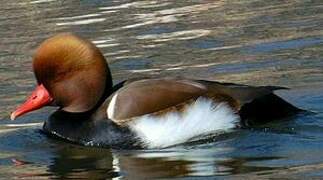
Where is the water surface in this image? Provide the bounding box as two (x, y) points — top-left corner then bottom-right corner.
(1, 0), (323, 178)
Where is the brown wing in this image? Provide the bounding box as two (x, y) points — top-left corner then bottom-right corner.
(107, 79), (208, 123)
(104, 78), (300, 126)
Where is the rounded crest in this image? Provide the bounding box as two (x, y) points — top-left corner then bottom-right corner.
(33, 33), (112, 112)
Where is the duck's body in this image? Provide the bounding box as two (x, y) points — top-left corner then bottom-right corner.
(44, 78), (299, 148)
(11, 33), (301, 149)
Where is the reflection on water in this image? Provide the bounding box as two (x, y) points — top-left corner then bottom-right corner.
(1, 0), (323, 178)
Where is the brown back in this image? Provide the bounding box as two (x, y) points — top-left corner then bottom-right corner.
(108, 79), (208, 122)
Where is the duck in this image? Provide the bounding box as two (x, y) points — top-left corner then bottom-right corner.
(10, 33), (301, 149)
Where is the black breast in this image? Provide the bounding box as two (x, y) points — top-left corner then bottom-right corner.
(42, 110), (141, 149)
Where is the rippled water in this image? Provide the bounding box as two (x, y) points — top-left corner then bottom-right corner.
(1, 0), (323, 178)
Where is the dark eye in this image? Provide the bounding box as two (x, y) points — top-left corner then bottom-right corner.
(32, 96), (37, 100)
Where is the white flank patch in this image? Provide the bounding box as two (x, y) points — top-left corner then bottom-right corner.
(128, 97), (240, 148)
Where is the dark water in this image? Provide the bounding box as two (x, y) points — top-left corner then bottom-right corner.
(1, 0), (323, 178)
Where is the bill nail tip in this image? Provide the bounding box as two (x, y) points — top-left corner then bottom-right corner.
(10, 113), (16, 121)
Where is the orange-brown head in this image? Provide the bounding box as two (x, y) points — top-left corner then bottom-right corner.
(11, 33), (112, 120)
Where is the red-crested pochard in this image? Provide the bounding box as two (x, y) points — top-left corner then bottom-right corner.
(11, 33), (301, 148)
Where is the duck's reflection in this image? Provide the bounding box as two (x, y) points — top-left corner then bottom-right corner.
(47, 144), (193, 179)
(116, 153), (192, 178)
(45, 140), (284, 179)
(48, 143), (116, 179)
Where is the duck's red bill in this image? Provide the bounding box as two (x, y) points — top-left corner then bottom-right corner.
(10, 84), (53, 120)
